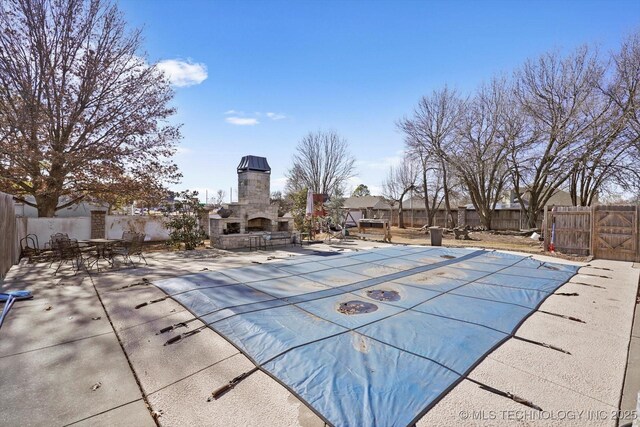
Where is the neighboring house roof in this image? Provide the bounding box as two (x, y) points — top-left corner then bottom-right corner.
(403, 196), (427, 207)
(342, 196), (392, 210)
(541, 189), (574, 207)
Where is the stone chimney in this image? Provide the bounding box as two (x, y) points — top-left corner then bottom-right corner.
(237, 155), (271, 205)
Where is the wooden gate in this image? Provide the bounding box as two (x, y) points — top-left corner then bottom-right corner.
(545, 206), (592, 256)
(592, 205), (639, 262)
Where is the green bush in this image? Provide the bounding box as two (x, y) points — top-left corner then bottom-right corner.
(164, 190), (207, 250)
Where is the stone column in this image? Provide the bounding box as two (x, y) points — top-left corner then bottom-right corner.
(90, 210), (106, 239)
(457, 206), (467, 228)
(199, 210), (210, 238)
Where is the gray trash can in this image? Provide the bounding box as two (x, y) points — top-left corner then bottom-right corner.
(429, 226), (442, 246)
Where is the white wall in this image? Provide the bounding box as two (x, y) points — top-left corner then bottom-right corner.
(15, 199), (107, 218)
(27, 217), (91, 248)
(105, 215), (169, 241)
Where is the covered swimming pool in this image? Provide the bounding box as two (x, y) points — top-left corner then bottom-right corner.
(153, 246), (579, 426)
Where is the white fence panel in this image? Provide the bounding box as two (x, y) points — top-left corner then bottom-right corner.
(106, 215), (169, 241)
(27, 217), (91, 248)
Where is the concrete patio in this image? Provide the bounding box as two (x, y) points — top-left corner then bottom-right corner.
(0, 241), (638, 427)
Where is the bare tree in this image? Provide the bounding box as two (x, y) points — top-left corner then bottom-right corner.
(270, 191), (291, 218)
(508, 46), (604, 227)
(566, 98), (637, 206)
(449, 78), (511, 229)
(286, 130), (356, 196)
(214, 189), (227, 207)
(382, 155), (418, 228)
(405, 141), (445, 227)
(398, 87), (464, 227)
(0, 0), (181, 217)
(563, 33), (640, 205)
(592, 30), (640, 201)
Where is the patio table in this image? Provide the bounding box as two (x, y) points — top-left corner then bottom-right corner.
(78, 239), (122, 272)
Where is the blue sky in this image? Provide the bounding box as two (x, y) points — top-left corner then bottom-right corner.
(119, 0), (639, 202)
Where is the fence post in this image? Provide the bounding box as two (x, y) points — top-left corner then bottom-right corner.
(590, 205), (597, 258)
(457, 206), (467, 228)
(519, 209), (522, 230)
(543, 206), (548, 252)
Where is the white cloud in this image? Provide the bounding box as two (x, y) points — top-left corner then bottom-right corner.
(266, 112), (287, 121)
(222, 110), (287, 126)
(175, 146), (192, 155)
(225, 117), (259, 126)
(271, 176), (288, 192)
(156, 59), (208, 87)
(355, 154), (403, 171)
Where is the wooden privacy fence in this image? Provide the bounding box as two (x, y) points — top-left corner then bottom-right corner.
(371, 209), (458, 228)
(0, 192), (25, 280)
(369, 207), (541, 230)
(544, 205), (640, 262)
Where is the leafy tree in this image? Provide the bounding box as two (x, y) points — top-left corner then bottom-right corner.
(285, 188), (311, 234)
(351, 184), (371, 197)
(0, 0), (181, 217)
(164, 190), (206, 250)
(326, 187), (346, 225)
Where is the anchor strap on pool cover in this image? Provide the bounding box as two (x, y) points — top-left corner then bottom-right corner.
(153, 246), (579, 427)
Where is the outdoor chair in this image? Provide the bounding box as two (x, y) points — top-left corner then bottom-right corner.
(107, 231), (137, 261)
(53, 239), (85, 276)
(112, 233), (147, 267)
(49, 233), (70, 246)
(121, 231), (137, 242)
(48, 233), (71, 267)
(19, 234), (40, 262)
(110, 232), (134, 263)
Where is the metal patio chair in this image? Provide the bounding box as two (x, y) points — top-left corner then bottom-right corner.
(112, 233), (148, 267)
(53, 239), (86, 276)
(48, 233), (71, 267)
(19, 234), (40, 262)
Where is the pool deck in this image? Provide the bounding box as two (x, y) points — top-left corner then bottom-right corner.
(0, 241), (638, 427)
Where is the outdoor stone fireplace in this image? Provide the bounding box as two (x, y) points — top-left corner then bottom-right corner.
(210, 155), (295, 249)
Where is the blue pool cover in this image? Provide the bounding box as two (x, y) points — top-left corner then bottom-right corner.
(154, 246), (579, 426)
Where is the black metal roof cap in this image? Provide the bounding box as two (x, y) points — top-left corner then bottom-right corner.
(237, 155), (271, 173)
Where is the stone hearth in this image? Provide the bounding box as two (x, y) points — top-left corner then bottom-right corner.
(210, 155), (295, 249)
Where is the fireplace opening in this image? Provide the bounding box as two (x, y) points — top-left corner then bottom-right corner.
(278, 221), (290, 232)
(224, 222), (240, 234)
(247, 217), (272, 232)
